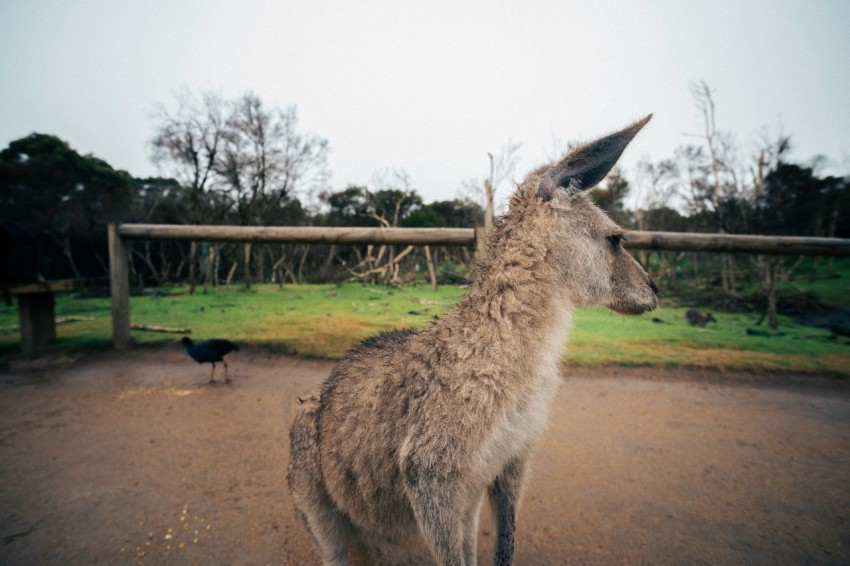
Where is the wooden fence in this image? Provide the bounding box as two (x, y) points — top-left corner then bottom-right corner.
(108, 223), (850, 348)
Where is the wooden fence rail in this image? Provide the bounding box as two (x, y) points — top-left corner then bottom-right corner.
(622, 231), (850, 257)
(118, 223), (850, 257)
(108, 223), (850, 348)
(119, 224), (477, 246)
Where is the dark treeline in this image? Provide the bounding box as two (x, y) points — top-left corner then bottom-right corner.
(0, 89), (484, 291)
(1, 86), (848, 324)
(0, 131), (484, 289)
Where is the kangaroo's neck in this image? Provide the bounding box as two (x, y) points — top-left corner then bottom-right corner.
(434, 213), (573, 378)
(463, 257), (570, 355)
(422, 186), (576, 382)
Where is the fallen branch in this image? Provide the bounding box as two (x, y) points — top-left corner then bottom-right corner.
(346, 245), (416, 283)
(131, 324), (191, 334)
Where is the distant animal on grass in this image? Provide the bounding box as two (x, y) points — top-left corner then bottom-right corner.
(181, 337), (238, 384)
(287, 116), (657, 565)
(686, 309), (717, 328)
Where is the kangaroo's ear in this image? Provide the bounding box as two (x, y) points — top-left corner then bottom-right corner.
(540, 114), (652, 201)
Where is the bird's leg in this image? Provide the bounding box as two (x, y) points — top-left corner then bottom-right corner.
(223, 361), (231, 384)
(209, 363), (216, 384)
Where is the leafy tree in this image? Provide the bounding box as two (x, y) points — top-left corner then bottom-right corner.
(322, 180), (423, 229)
(756, 162), (841, 237)
(403, 199), (484, 228)
(0, 133), (134, 279)
(366, 189), (422, 228)
(320, 186), (372, 227)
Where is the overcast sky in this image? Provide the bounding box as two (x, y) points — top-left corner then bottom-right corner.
(2, 0), (848, 205)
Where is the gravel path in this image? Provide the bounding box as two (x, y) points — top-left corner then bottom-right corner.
(1, 346), (848, 564)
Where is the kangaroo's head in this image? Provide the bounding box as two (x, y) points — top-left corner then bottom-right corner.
(507, 115), (657, 315)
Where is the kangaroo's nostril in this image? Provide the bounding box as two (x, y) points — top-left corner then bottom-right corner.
(649, 280), (658, 295)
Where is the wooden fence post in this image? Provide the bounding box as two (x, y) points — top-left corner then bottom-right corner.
(108, 223), (131, 349)
(474, 226), (488, 266)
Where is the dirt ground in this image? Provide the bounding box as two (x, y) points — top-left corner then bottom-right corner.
(1, 346), (849, 565)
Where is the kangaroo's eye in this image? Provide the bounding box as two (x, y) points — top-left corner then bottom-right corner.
(606, 234), (625, 248)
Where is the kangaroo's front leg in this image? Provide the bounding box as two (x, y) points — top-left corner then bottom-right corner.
(488, 456), (528, 566)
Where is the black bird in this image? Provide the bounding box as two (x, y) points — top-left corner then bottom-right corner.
(182, 337), (238, 384)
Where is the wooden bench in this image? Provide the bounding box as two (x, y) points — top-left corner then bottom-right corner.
(8, 280), (73, 355)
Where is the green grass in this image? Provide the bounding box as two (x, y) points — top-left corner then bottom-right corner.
(0, 284), (466, 359)
(569, 307), (847, 375)
(1, 282), (848, 377)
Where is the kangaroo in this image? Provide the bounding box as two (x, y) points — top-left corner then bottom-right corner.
(287, 116), (657, 566)
(686, 309), (717, 328)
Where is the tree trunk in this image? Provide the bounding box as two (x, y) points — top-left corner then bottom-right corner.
(424, 245), (437, 291)
(203, 244), (216, 293)
(175, 255), (187, 282)
(755, 256), (769, 295)
(243, 242), (252, 289)
(61, 235), (82, 280)
(320, 245), (337, 280)
(213, 244), (220, 286)
(135, 242), (159, 287)
(272, 249), (287, 288)
(762, 256), (804, 329)
(298, 245), (310, 283)
(189, 241), (198, 295)
(722, 254), (739, 297)
(157, 242), (171, 284)
(765, 263), (780, 329)
(226, 260), (238, 286)
(257, 246), (265, 285)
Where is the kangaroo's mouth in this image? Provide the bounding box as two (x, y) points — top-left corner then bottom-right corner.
(608, 280), (658, 315)
(610, 302), (657, 316)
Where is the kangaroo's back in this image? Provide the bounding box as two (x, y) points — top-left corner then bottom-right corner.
(314, 329), (424, 539)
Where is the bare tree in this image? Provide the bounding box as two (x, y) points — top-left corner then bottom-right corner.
(219, 93), (329, 223)
(151, 89), (231, 223)
(152, 90), (329, 290)
(150, 89), (232, 293)
(634, 158), (679, 216)
(461, 140), (522, 235)
(632, 158), (679, 267)
(217, 93), (329, 287)
(687, 80), (743, 295)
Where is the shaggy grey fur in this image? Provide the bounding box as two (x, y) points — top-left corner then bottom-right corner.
(288, 116), (657, 566)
